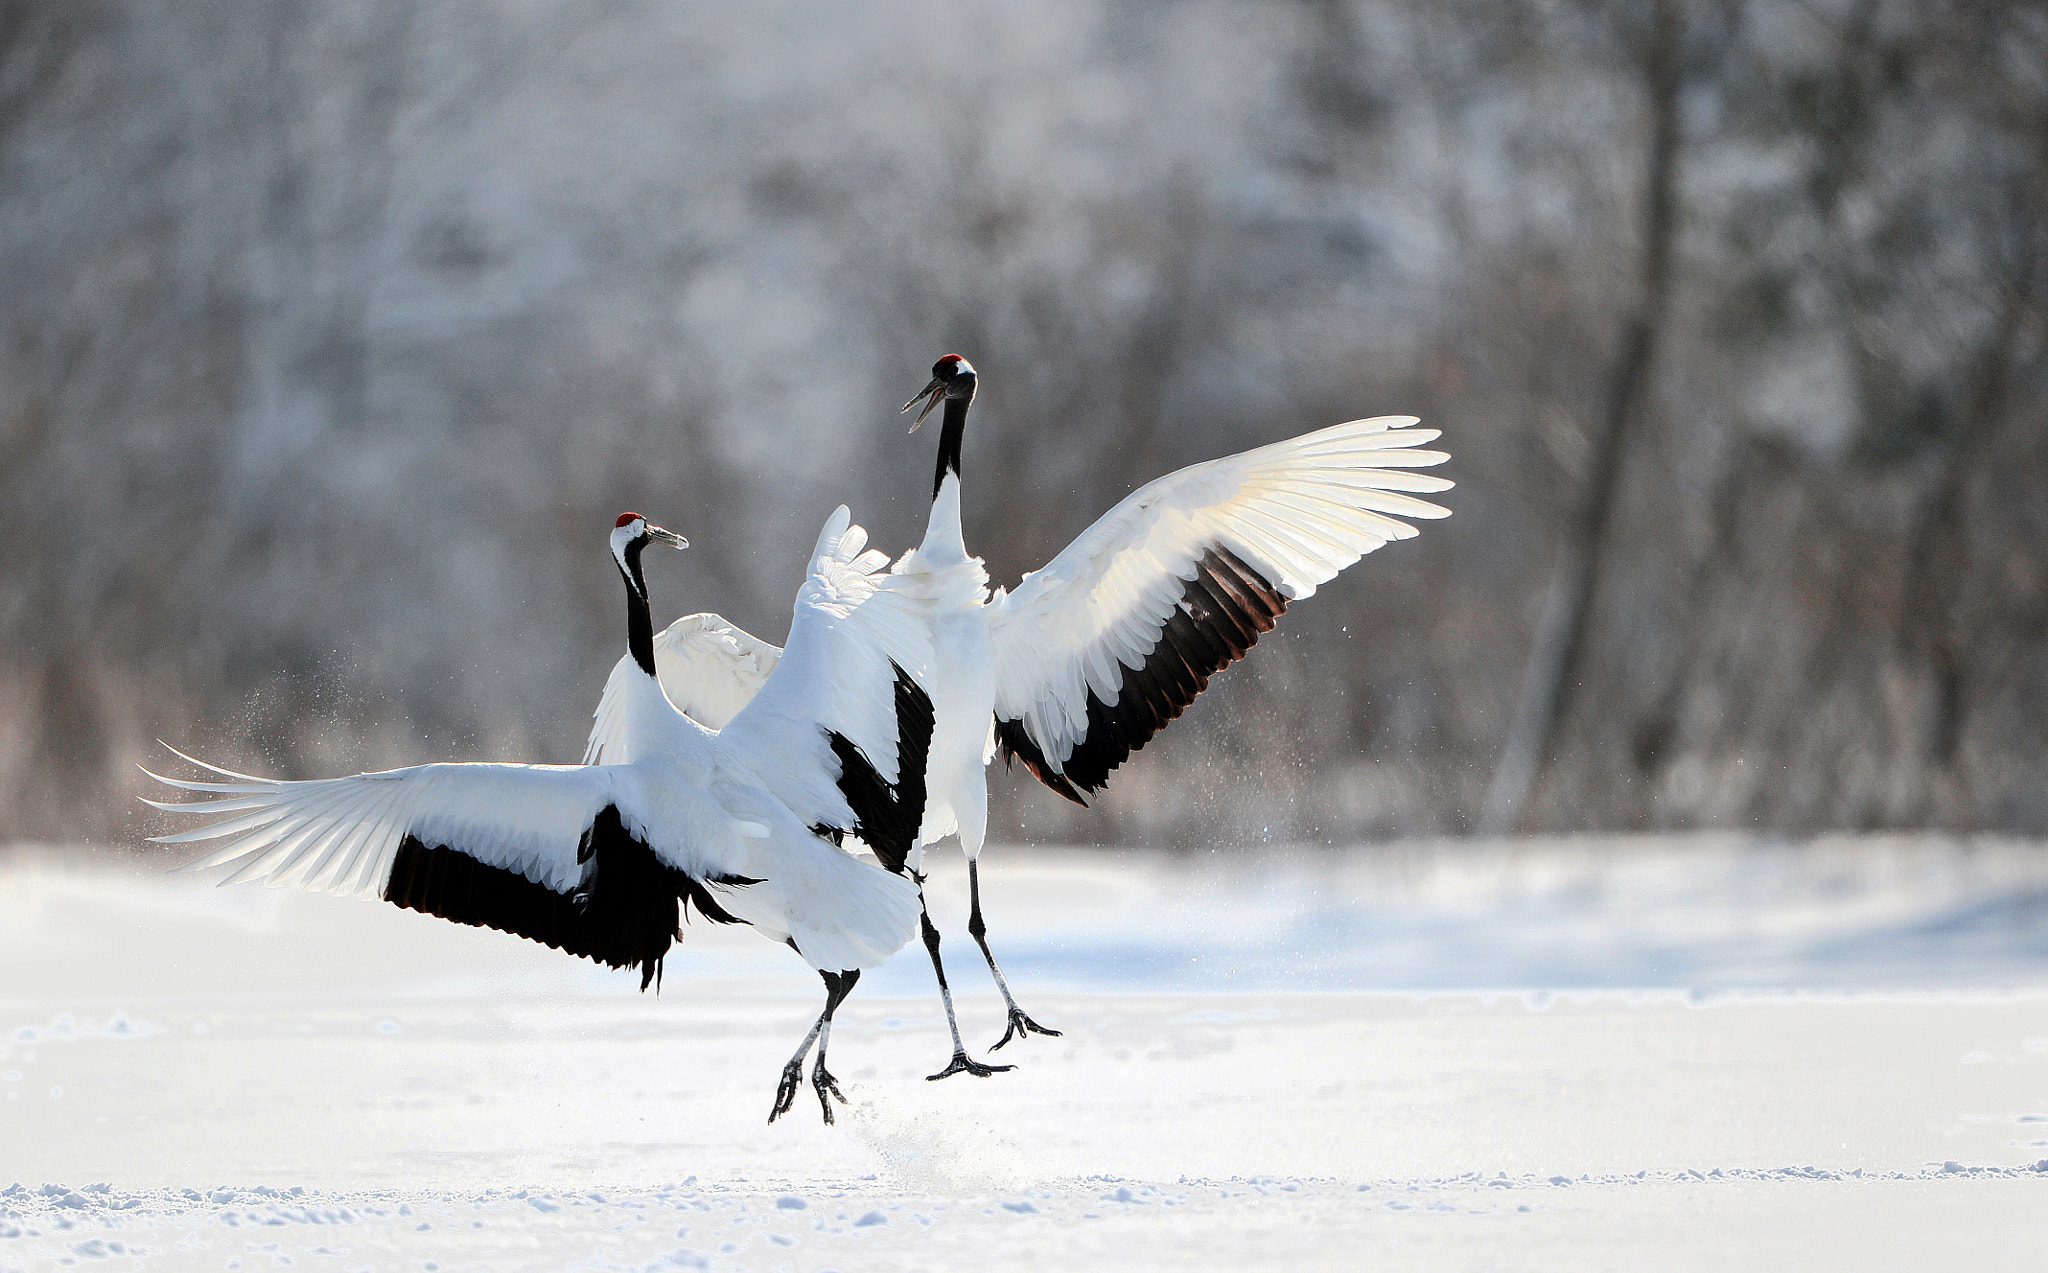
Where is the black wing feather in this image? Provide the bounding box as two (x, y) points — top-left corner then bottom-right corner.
(996, 544), (1289, 798)
(383, 804), (744, 992)
(821, 662), (934, 875)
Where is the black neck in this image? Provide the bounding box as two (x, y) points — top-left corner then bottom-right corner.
(932, 392), (970, 500)
(621, 541), (656, 678)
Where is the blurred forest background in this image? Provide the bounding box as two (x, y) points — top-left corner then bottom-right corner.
(1, 0), (2043, 850)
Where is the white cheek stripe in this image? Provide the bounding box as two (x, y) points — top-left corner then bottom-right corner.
(610, 523), (641, 576)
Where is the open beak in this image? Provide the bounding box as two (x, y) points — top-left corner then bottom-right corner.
(645, 525), (688, 551)
(902, 376), (945, 432)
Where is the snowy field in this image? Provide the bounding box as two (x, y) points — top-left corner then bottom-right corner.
(4, 834), (2047, 1271)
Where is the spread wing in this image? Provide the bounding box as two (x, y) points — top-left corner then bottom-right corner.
(720, 506), (936, 873)
(143, 747), (752, 989)
(584, 613), (782, 764)
(986, 415), (1451, 801)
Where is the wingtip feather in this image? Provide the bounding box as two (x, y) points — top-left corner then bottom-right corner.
(155, 740), (266, 781)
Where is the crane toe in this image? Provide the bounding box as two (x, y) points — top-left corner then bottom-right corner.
(812, 1060), (848, 1124)
(990, 1007), (1061, 1051)
(926, 1050), (1014, 1081)
(769, 1059), (806, 1123)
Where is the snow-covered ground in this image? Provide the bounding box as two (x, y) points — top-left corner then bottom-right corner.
(4, 835), (2046, 1271)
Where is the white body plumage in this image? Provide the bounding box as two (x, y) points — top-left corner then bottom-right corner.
(885, 473), (1000, 866)
(577, 358), (1453, 1070)
(149, 508), (932, 991)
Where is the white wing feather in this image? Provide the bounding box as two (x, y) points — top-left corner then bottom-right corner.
(720, 506), (936, 832)
(986, 415), (1451, 774)
(143, 749), (746, 898)
(584, 613), (783, 764)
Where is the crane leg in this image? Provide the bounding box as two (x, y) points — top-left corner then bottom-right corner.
(968, 859), (1062, 1049)
(809, 968), (858, 1123)
(920, 891), (1012, 1081)
(771, 968), (860, 1124)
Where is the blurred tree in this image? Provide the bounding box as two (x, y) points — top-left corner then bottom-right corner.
(1, 0), (2043, 846)
(1481, 0), (1687, 835)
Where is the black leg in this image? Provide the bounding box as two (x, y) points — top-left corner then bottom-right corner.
(771, 968), (859, 1124)
(810, 969), (858, 1124)
(968, 859), (1061, 1050)
(920, 891), (1012, 1081)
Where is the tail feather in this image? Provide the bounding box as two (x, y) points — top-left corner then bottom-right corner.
(711, 837), (921, 973)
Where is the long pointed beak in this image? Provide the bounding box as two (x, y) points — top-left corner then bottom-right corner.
(902, 377), (944, 432)
(645, 526), (688, 550)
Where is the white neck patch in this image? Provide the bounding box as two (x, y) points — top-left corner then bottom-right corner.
(610, 522), (642, 581)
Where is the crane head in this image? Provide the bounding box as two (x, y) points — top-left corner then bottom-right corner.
(902, 354), (977, 431)
(610, 512), (687, 583)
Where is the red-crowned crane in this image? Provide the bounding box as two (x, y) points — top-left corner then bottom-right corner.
(892, 355), (1452, 1074)
(592, 356), (1453, 1080)
(145, 508), (936, 1124)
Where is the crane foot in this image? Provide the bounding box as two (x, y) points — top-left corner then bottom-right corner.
(926, 1050), (1014, 1081)
(990, 1006), (1062, 1051)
